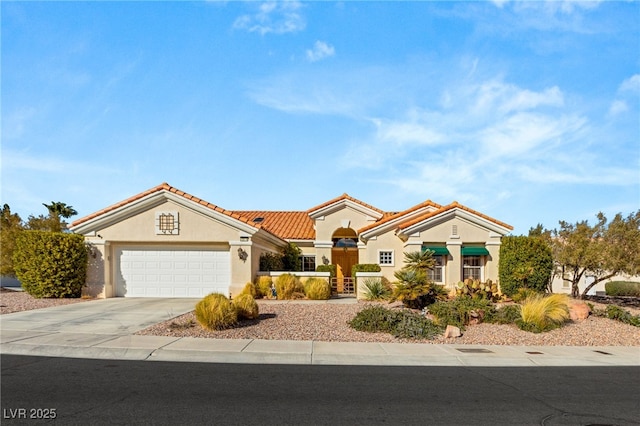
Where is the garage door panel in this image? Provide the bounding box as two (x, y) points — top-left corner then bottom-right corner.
(116, 248), (230, 298)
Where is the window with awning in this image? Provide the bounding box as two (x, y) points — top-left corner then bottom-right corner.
(461, 247), (490, 256)
(421, 246), (450, 256)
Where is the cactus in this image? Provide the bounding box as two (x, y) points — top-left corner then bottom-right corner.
(454, 279), (507, 302)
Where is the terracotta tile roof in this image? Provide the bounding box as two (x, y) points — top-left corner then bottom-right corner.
(397, 201), (514, 231)
(307, 193), (385, 215)
(70, 182), (257, 229)
(358, 200), (442, 234)
(232, 211), (315, 240)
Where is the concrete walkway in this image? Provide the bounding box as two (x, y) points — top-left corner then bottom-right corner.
(1, 298), (639, 366)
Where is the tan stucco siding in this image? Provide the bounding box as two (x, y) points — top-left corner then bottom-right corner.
(314, 206), (378, 241)
(94, 201), (242, 242)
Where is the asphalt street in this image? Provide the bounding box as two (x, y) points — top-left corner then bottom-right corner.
(2, 355), (639, 425)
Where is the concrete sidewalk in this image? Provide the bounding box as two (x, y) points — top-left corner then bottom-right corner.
(1, 297), (638, 366)
(1, 330), (639, 366)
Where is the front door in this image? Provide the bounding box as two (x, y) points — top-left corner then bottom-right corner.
(332, 247), (358, 293)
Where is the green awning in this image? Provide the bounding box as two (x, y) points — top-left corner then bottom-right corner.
(422, 246), (450, 256)
(461, 247), (490, 256)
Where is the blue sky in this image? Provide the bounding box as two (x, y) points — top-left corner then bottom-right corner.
(2, 1), (639, 235)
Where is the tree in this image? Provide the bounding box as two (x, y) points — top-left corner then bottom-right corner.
(0, 204), (24, 276)
(553, 211), (640, 298)
(26, 201), (78, 232)
(281, 242), (302, 271)
(499, 236), (554, 296)
(391, 250), (444, 309)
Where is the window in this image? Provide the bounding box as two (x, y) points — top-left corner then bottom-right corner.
(300, 255), (316, 272)
(378, 250), (394, 266)
(427, 256), (444, 283)
(462, 256), (482, 280)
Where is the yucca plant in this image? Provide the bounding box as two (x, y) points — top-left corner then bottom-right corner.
(362, 277), (391, 301)
(304, 278), (331, 300)
(195, 293), (238, 331)
(517, 293), (570, 333)
(233, 294), (259, 320)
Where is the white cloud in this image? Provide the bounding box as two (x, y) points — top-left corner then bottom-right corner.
(609, 100), (628, 116)
(233, 1), (305, 35)
(306, 41), (335, 62)
(619, 74), (640, 94)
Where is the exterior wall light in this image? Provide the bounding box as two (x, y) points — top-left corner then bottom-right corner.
(237, 247), (248, 262)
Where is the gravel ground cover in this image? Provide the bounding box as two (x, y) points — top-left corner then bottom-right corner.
(0, 288), (91, 314)
(3, 288), (639, 346)
(136, 300), (640, 346)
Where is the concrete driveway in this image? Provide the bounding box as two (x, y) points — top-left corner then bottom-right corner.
(0, 298), (198, 336)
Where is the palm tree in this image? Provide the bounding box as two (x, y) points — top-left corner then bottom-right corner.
(43, 202), (77, 219)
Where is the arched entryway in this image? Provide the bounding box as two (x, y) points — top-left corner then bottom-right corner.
(331, 227), (359, 294)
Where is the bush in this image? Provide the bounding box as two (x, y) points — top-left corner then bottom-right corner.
(517, 294), (570, 333)
(391, 270), (447, 310)
(511, 287), (543, 303)
(591, 304), (640, 327)
(255, 276), (273, 299)
(281, 243), (302, 271)
(351, 263), (381, 277)
(195, 293), (238, 331)
(304, 278), (331, 300)
(13, 231), (88, 298)
(428, 298), (497, 330)
(605, 281), (640, 297)
(233, 294), (259, 320)
(499, 236), (553, 296)
(490, 304), (522, 325)
(259, 252), (283, 272)
(362, 277), (391, 301)
(240, 282), (258, 298)
(275, 273), (303, 300)
(348, 306), (443, 340)
(316, 264), (336, 278)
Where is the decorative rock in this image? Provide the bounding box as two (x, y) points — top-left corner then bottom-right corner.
(444, 325), (462, 338)
(569, 302), (590, 321)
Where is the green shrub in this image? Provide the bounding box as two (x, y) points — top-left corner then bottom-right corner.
(391, 270), (447, 309)
(605, 281), (640, 297)
(490, 304), (522, 324)
(348, 306), (443, 340)
(255, 276), (273, 299)
(499, 236), (553, 296)
(233, 294), (259, 320)
(316, 264), (336, 278)
(259, 252), (283, 272)
(428, 298), (497, 330)
(304, 278), (331, 300)
(275, 273), (303, 300)
(351, 263), (381, 277)
(195, 293), (238, 330)
(517, 294), (570, 333)
(511, 287), (543, 303)
(240, 282), (258, 298)
(362, 277), (391, 301)
(13, 231), (88, 298)
(591, 305), (640, 327)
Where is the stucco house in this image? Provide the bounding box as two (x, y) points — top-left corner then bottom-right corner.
(69, 183), (513, 299)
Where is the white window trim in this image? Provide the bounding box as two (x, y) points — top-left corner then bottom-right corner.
(462, 255), (484, 281)
(378, 250), (394, 266)
(428, 255), (445, 284)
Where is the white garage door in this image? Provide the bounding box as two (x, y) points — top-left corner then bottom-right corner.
(116, 248), (230, 298)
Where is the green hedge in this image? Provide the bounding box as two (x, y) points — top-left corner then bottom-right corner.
(352, 263), (381, 277)
(605, 281), (640, 297)
(498, 236), (553, 296)
(13, 231), (88, 298)
(316, 264), (336, 278)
